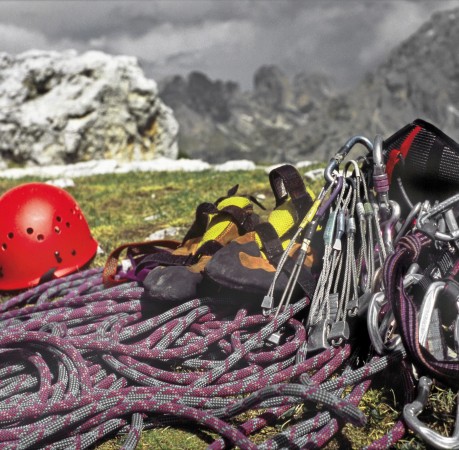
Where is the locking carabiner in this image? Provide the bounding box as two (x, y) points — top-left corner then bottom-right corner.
(373, 134), (391, 218)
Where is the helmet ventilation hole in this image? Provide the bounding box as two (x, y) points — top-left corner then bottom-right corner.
(54, 226), (61, 234)
(26, 227), (33, 235)
(1, 243), (6, 251)
(7, 232), (14, 239)
(37, 234), (44, 241)
(66, 222), (71, 228)
(54, 251), (62, 263)
(56, 216), (62, 222)
(71, 249), (77, 256)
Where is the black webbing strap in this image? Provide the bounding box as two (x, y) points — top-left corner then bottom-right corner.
(135, 251), (197, 269)
(255, 222), (284, 262)
(219, 205), (257, 233)
(181, 202), (215, 244)
(269, 165), (313, 220)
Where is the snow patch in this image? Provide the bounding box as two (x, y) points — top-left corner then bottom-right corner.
(0, 158), (319, 180)
(214, 160), (256, 172)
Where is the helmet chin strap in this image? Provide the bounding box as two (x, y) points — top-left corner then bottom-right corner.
(39, 267), (57, 285)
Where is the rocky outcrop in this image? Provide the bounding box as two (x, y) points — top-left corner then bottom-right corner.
(282, 7), (459, 161)
(0, 50), (178, 166)
(159, 67), (334, 163)
(160, 7), (459, 163)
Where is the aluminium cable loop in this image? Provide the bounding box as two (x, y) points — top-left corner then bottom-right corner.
(0, 267), (406, 449)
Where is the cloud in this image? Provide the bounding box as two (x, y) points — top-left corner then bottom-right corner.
(0, 23), (49, 54)
(357, 1), (457, 68)
(0, 0), (456, 89)
(112, 20), (255, 65)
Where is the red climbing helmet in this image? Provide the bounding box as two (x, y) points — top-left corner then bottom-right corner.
(0, 182), (98, 291)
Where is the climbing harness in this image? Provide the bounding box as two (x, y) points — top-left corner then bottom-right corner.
(2, 119), (459, 448)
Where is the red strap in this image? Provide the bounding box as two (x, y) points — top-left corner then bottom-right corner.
(103, 239), (180, 287)
(386, 125), (422, 183)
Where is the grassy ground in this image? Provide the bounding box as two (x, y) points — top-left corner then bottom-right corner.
(0, 168), (457, 449)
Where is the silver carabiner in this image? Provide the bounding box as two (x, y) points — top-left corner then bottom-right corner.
(404, 376), (459, 450)
(367, 292), (386, 355)
(394, 202), (422, 244)
(382, 200), (401, 255)
(418, 281), (447, 347)
(373, 134), (391, 218)
(367, 292), (401, 354)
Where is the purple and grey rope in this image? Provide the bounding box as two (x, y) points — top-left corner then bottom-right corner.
(0, 268), (405, 449)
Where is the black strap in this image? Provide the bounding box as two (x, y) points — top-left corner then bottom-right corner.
(136, 252), (198, 269)
(181, 202), (216, 244)
(219, 205), (255, 233)
(255, 222), (285, 262)
(269, 165), (313, 220)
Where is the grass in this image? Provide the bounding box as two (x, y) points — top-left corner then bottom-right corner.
(0, 167), (457, 449)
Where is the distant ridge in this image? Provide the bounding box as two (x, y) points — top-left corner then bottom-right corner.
(159, 7), (459, 162)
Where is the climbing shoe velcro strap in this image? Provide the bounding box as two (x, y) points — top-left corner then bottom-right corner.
(219, 204), (255, 232)
(269, 164), (313, 219)
(138, 252), (198, 268)
(255, 222), (285, 262)
(196, 240), (223, 257)
(181, 202), (216, 244)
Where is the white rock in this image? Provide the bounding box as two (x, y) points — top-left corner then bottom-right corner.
(214, 160), (256, 171)
(144, 214), (161, 222)
(296, 161), (318, 168)
(264, 163), (289, 174)
(0, 50), (179, 166)
(45, 178), (75, 188)
(147, 226), (185, 241)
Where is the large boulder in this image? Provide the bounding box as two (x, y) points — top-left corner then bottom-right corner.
(0, 50), (178, 166)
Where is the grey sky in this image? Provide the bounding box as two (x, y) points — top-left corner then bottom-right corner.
(0, 1), (457, 90)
